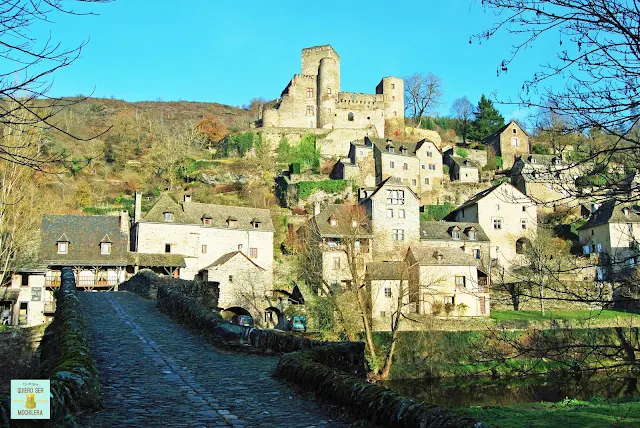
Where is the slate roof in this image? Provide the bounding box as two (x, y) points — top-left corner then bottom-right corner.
(408, 244), (478, 266)
(311, 204), (372, 238)
(361, 177), (419, 204)
(445, 181), (529, 219)
(365, 261), (408, 280)
(128, 253), (186, 268)
(40, 214), (129, 266)
(420, 221), (490, 242)
(521, 154), (561, 166)
(200, 251), (265, 271)
(366, 136), (441, 156)
(450, 156), (480, 169)
(140, 195), (274, 231)
(481, 119), (529, 143)
(577, 200), (640, 230)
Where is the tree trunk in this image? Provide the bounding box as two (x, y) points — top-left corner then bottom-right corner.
(510, 285), (520, 310)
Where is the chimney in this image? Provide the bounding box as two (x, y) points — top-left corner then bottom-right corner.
(134, 192), (142, 223)
(238, 244), (243, 251)
(119, 210), (129, 235)
(313, 202), (321, 216)
(184, 194), (192, 203)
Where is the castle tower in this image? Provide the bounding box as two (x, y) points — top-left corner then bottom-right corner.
(301, 45), (340, 77)
(376, 77), (404, 120)
(317, 57), (339, 129)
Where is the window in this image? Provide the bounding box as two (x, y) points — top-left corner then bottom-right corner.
(452, 230), (460, 240)
(444, 296), (455, 305)
(384, 288), (392, 298)
(352, 220), (358, 228)
(424, 177), (430, 185)
(333, 257), (341, 270)
(426, 151), (433, 157)
(307, 88), (313, 98)
(203, 218), (212, 226)
(387, 190), (405, 205)
(521, 219), (527, 230)
(596, 242), (603, 253)
(421, 164), (425, 169)
(164, 212), (174, 222)
(202, 245), (207, 254)
(522, 206), (527, 212)
(380, 311), (386, 318)
(392, 229), (405, 241)
(511, 137), (519, 146)
(493, 218), (503, 229)
(306, 106), (314, 116)
(428, 164), (436, 170)
(403, 163), (408, 170)
(21, 274), (29, 287)
(468, 230), (476, 240)
(57, 241), (68, 254)
(496, 204), (500, 211)
(250, 248), (258, 258)
(229, 275), (233, 283)
(455, 276), (466, 287)
(391, 83), (395, 89)
(348, 112), (354, 121)
(330, 218), (337, 227)
(513, 128), (517, 134)
(354, 240), (361, 252)
(165, 243), (171, 253)
(399, 209), (405, 218)
(389, 161), (395, 168)
(412, 179), (416, 186)
(388, 146), (394, 153)
(101, 242), (111, 255)
(472, 248), (481, 259)
(387, 209), (394, 218)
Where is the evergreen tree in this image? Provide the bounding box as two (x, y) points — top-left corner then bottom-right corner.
(468, 95), (505, 141)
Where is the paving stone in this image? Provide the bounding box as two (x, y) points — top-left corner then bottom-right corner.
(78, 291), (347, 427)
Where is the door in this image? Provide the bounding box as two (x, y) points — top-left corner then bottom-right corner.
(18, 302), (28, 325)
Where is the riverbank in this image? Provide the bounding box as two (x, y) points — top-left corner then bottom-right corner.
(457, 396), (640, 428)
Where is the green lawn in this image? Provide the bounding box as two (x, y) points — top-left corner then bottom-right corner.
(490, 309), (640, 323)
(459, 396), (640, 428)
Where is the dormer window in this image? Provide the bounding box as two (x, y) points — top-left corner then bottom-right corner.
(202, 217), (213, 226)
(251, 219), (262, 229)
(329, 216), (337, 227)
(450, 226), (461, 240)
(57, 241), (68, 254)
(164, 212), (174, 222)
(468, 230), (476, 240)
(623, 207), (630, 217)
(387, 146), (394, 153)
(227, 216), (238, 227)
(351, 220), (358, 228)
(101, 242), (111, 255)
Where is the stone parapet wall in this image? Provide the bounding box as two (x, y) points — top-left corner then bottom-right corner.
(39, 267), (102, 426)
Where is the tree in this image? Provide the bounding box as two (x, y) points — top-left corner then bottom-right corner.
(0, 0), (110, 169)
(194, 114), (228, 149)
(451, 97), (474, 143)
(468, 95), (505, 141)
(404, 73), (444, 127)
(476, 0), (640, 203)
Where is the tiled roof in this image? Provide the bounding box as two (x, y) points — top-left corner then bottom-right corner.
(420, 221), (490, 242)
(481, 119), (530, 143)
(311, 204), (372, 238)
(140, 195), (274, 231)
(128, 253), (186, 268)
(201, 251), (265, 271)
(408, 244), (478, 266)
(365, 261), (408, 280)
(577, 200), (640, 230)
(40, 214), (129, 266)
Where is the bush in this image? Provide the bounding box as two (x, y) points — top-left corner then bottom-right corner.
(495, 156), (503, 169)
(444, 303), (455, 317)
(297, 180), (348, 200)
(455, 148), (469, 158)
(443, 165), (450, 174)
(431, 301), (444, 316)
(532, 144), (551, 155)
(456, 303), (469, 317)
(219, 131), (255, 157)
(420, 202), (454, 221)
(278, 134), (320, 171)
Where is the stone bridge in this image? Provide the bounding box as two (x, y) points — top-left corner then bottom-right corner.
(78, 291), (348, 427)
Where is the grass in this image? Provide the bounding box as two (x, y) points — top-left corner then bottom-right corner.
(490, 309), (640, 323)
(459, 396), (640, 428)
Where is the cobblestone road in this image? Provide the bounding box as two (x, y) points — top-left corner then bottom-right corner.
(79, 291), (348, 428)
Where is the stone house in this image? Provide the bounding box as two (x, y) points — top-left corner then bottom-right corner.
(445, 182), (537, 280)
(406, 244), (490, 317)
(1, 267), (50, 327)
(577, 200), (640, 280)
(359, 178), (421, 258)
(261, 45), (404, 137)
(40, 213), (131, 290)
(365, 261), (412, 327)
(132, 194), (274, 319)
(511, 154), (577, 212)
(449, 156), (480, 183)
(299, 203), (373, 294)
(420, 220), (491, 287)
(482, 120), (530, 170)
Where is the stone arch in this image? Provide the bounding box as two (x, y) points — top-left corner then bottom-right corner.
(348, 112), (354, 121)
(264, 306), (287, 330)
(516, 237), (531, 255)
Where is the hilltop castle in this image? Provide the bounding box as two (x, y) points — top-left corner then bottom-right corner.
(261, 45), (404, 137)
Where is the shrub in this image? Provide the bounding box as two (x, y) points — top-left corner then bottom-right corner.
(444, 303), (455, 317)
(431, 301), (444, 316)
(290, 163), (301, 174)
(456, 303), (469, 317)
(455, 147), (469, 158)
(495, 155), (503, 169)
(420, 202), (454, 221)
(532, 144), (551, 155)
(297, 180), (348, 200)
(219, 131), (255, 157)
(443, 165), (450, 174)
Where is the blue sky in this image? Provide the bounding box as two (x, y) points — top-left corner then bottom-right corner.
(29, 0), (559, 123)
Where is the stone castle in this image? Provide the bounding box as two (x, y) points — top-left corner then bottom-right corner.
(261, 45), (404, 137)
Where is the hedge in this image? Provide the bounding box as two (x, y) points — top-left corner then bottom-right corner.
(297, 179), (348, 200)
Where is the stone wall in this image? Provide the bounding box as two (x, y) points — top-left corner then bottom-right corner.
(38, 267), (102, 426)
